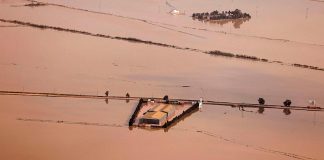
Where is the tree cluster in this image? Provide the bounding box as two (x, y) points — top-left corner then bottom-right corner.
(192, 9), (251, 21)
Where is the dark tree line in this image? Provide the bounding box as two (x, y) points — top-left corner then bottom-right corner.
(192, 9), (251, 21)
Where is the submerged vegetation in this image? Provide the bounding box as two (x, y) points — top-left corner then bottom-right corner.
(24, 1), (47, 7)
(206, 50), (263, 62)
(192, 9), (251, 21)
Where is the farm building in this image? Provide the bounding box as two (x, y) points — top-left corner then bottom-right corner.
(139, 111), (167, 125)
(161, 105), (175, 117)
(140, 104), (176, 126)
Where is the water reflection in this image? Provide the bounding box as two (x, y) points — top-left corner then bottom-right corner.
(258, 107), (265, 114)
(238, 105), (254, 113)
(283, 108), (291, 115)
(126, 92), (130, 103)
(128, 126), (133, 131)
(105, 98), (109, 104)
(193, 18), (250, 29)
(257, 98), (265, 114)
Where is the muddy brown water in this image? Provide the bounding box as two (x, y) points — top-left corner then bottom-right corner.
(1, 0), (324, 159)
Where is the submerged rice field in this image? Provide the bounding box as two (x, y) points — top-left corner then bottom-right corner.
(1, 0), (324, 159)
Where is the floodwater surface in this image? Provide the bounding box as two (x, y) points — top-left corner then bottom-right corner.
(0, 0), (324, 159)
(0, 96), (323, 160)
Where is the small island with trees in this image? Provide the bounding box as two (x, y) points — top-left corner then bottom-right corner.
(192, 9), (251, 21)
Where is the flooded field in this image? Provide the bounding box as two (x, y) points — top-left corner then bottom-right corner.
(1, 0), (324, 159)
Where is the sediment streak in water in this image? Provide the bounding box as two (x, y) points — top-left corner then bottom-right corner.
(183, 26), (324, 47)
(16, 117), (318, 160)
(0, 18), (324, 72)
(18, 0), (324, 47)
(196, 130), (318, 160)
(12, 0), (204, 39)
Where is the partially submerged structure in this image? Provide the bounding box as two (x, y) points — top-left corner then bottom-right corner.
(129, 98), (199, 128)
(139, 104), (176, 126)
(139, 111), (167, 125)
(166, 1), (185, 15)
(169, 9), (185, 15)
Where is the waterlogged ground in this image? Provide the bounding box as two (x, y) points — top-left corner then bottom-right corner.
(0, 0), (324, 159)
